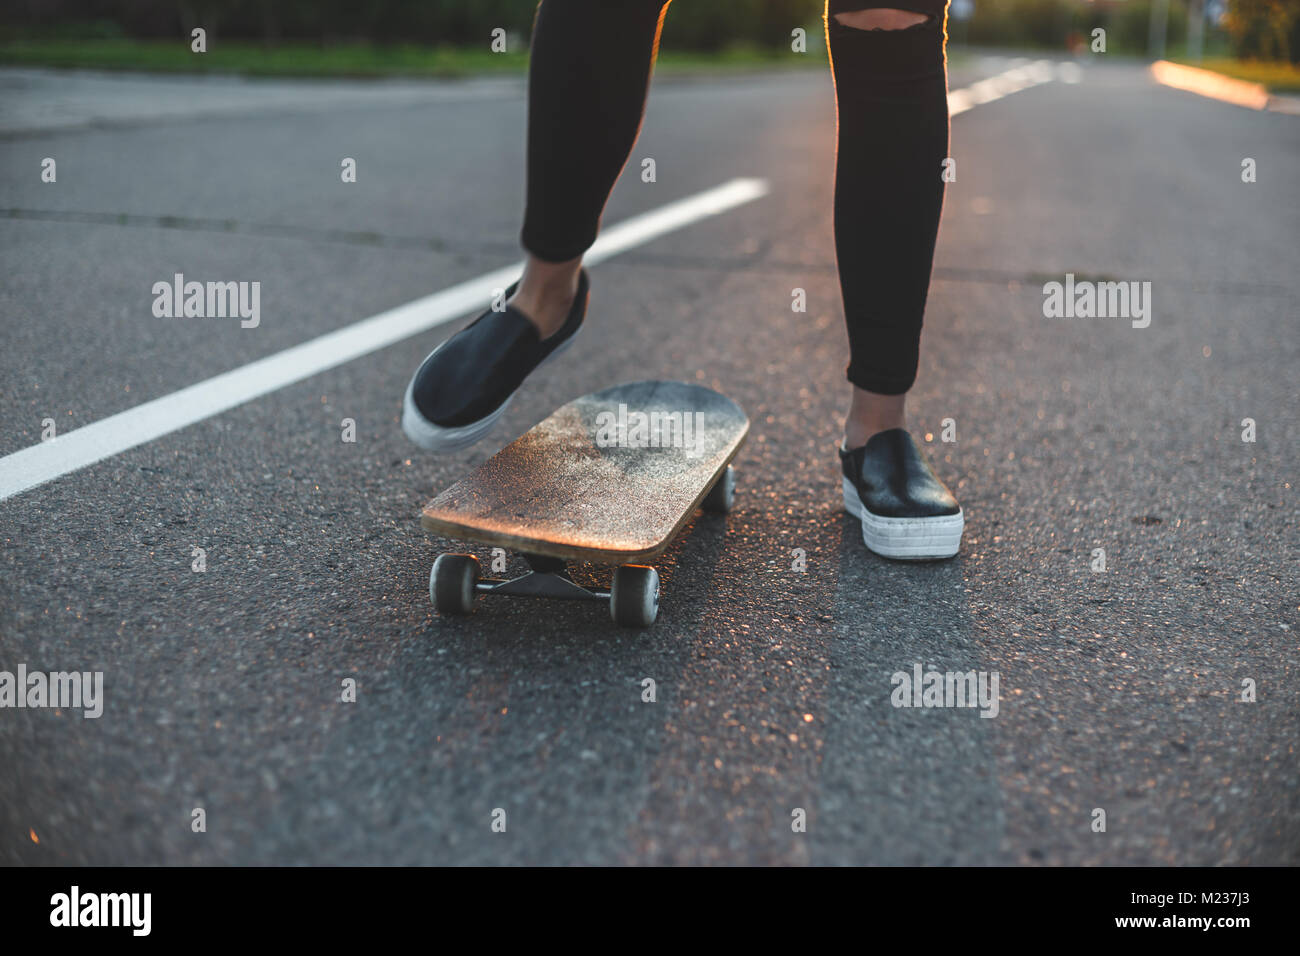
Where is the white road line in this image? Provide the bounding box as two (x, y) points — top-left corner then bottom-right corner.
(0, 176), (769, 502)
(948, 59), (1058, 117)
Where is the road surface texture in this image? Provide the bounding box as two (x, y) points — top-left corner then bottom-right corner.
(0, 54), (1296, 865)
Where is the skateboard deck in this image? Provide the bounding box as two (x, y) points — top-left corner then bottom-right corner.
(421, 380), (749, 563)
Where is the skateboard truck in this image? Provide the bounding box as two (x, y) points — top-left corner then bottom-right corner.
(482, 553), (611, 602)
(430, 552), (659, 628)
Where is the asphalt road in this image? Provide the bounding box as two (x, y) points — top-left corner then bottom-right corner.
(0, 54), (1296, 866)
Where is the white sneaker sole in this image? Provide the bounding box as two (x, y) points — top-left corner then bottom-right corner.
(842, 476), (964, 560)
(401, 328), (579, 453)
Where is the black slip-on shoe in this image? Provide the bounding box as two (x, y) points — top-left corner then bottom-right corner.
(840, 428), (964, 560)
(402, 269), (590, 451)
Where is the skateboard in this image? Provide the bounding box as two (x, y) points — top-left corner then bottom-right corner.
(420, 380), (749, 627)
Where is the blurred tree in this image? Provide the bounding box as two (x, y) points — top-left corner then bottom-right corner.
(3, 0), (1263, 59)
(963, 0), (1190, 54)
(1, 0), (829, 47)
(660, 0), (822, 51)
(1222, 0), (1299, 61)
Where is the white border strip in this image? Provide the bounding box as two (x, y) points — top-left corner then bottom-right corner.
(1150, 60), (1273, 111)
(0, 177), (769, 501)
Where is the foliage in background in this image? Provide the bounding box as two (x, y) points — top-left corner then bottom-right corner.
(0, 0), (1294, 66)
(660, 0), (824, 52)
(956, 0), (1187, 54)
(1221, 0), (1300, 62)
(0, 1), (824, 47)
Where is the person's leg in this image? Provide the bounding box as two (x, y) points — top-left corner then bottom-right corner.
(827, 1), (963, 559)
(402, 0), (671, 451)
(512, 0), (673, 338)
(827, 0), (949, 446)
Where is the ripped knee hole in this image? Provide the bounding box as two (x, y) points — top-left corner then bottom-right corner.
(833, 8), (931, 31)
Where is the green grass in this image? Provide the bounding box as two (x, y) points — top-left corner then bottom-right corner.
(0, 38), (832, 78)
(0, 39), (529, 77)
(1176, 57), (1300, 93)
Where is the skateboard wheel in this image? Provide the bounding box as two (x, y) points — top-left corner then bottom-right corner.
(702, 465), (735, 514)
(610, 565), (660, 628)
(431, 553), (481, 615)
